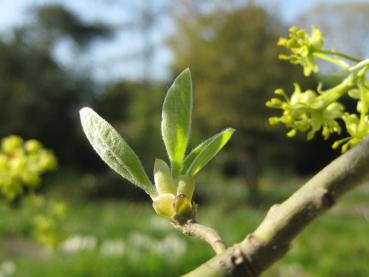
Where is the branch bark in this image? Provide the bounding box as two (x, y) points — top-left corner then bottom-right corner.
(184, 136), (369, 276)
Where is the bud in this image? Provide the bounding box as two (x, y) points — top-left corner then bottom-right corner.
(287, 129), (297, 138)
(21, 171), (41, 187)
(331, 141), (341, 150)
(152, 193), (175, 218)
(268, 117), (280, 125)
(2, 136), (23, 154)
(173, 194), (193, 223)
(25, 140), (42, 154)
(274, 89), (285, 96)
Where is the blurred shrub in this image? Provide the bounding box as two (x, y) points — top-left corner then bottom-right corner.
(0, 135), (57, 200)
(24, 195), (68, 249)
(0, 135), (67, 249)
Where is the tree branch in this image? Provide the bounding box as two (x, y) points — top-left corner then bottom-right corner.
(174, 221), (226, 255)
(184, 136), (369, 276)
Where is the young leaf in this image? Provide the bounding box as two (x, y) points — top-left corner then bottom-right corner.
(183, 128), (235, 176)
(153, 159), (176, 194)
(80, 107), (156, 197)
(161, 68), (192, 177)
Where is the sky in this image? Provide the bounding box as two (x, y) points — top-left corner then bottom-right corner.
(0, 0), (367, 83)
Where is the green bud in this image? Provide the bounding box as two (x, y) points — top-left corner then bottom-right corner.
(21, 171), (41, 187)
(1, 178), (23, 200)
(152, 193), (175, 218)
(2, 135), (23, 153)
(268, 117), (280, 125)
(274, 89), (285, 96)
(10, 156), (26, 172)
(277, 37), (288, 46)
(173, 194), (193, 223)
(287, 129), (297, 138)
(25, 140), (42, 154)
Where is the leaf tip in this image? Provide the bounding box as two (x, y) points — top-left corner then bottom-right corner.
(178, 67), (192, 81)
(79, 107), (91, 116)
(227, 128), (236, 134)
(183, 67), (191, 73)
(79, 107), (94, 125)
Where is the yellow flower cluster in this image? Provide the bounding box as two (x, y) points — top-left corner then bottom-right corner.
(0, 135), (57, 200)
(268, 26), (369, 152)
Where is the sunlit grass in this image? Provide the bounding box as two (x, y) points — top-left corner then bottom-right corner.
(0, 182), (368, 276)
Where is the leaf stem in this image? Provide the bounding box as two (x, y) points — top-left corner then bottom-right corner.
(313, 53), (350, 70)
(316, 49), (361, 63)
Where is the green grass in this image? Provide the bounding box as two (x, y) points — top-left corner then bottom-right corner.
(0, 183), (368, 276)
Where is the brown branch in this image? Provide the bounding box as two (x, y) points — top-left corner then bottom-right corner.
(183, 136), (369, 276)
(174, 221), (226, 255)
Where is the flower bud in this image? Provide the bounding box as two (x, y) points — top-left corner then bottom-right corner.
(25, 140), (42, 154)
(173, 194), (193, 222)
(2, 136), (23, 154)
(152, 193), (175, 218)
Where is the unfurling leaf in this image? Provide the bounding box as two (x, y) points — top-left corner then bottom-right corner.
(154, 159), (176, 194)
(80, 107), (155, 197)
(161, 68), (192, 177)
(176, 175), (195, 199)
(182, 128), (235, 176)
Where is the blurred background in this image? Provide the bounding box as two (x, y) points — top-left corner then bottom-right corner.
(0, 0), (368, 276)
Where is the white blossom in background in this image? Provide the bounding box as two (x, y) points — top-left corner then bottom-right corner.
(60, 232), (187, 261)
(127, 231), (187, 261)
(0, 260), (16, 277)
(100, 239), (125, 257)
(60, 235), (97, 253)
(149, 216), (171, 232)
(154, 234), (187, 261)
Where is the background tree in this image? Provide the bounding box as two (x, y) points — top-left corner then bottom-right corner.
(299, 3), (369, 59)
(0, 4), (113, 168)
(168, 1), (319, 203)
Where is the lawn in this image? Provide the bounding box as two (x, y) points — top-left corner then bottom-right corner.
(0, 182), (368, 276)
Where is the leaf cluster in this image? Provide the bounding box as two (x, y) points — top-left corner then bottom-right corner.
(80, 69), (234, 223)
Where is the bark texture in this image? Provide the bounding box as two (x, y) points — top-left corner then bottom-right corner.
(184, 136), (369, 276)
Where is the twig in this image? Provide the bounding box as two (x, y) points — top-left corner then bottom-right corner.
(184, 136), (369, 276)
(173, 221), (226, 255)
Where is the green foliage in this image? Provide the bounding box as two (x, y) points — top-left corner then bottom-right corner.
(0, 135), (67, 249)
(267, 26), (369, 152)
(80, 69), (234, 223)
(182, 128), (235, 176)
(0, 135), (57, 200)
(2, 195), (368, 277)
(0, 4), (115, 168)
(168, 2), (316, 199)
(24, 195), (68, 249)
(34, 4), (112, 48)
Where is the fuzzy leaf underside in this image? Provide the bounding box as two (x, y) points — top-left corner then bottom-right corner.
(161, 68), (192, 177)
(183, 128), (235, 176)
(80, 107), (155, 196)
